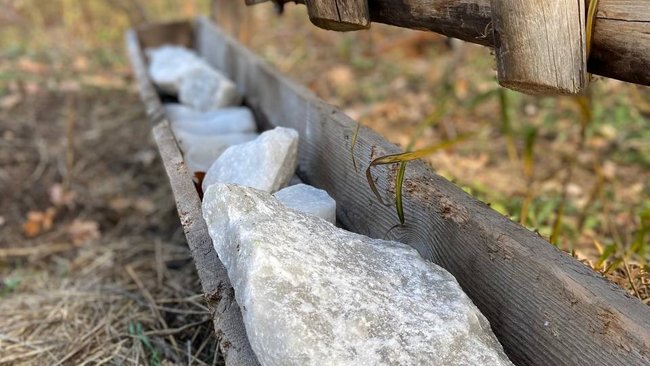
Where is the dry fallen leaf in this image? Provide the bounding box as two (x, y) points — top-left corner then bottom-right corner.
(109, 197), (131, 212)
(67, 219), (100, 245)
(17, 57), (48, 74)
(0, 93), (22, 110)
(49, 183), (76, 208)
(326, 65), (353, 89)
(108, 197), (154, 214)
(134, 198), (155, 214)
(22, 208), (57, 238)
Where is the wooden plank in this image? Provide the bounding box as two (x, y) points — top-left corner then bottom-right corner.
(194, 17), (650, 366)
(243, 1), (650, 86)
(364, 0), (650, 87)
(125, 25), (260, 366)
(304, 0), (370, 31)
(489, 0), (586, 95)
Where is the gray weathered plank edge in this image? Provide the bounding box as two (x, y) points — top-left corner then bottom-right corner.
(125, 26), (260, 366)
(195, 16), (650, 366)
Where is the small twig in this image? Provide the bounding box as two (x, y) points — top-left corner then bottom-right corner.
(0, 346), (57, 364)
(0, 243), (74, 258)
(187, 340), (192, 366)
(622, 257), (642, 299)
(155, 240), (164, 288)
(125, 265), (178, 350)
(53, 320), (107, 366)
(63, 94), (76, 191)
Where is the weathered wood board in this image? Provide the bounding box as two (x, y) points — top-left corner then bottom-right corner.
(125, 23), (260, 366)
(128, 17), (650, 366)
(367, 0), (650, 87)
(246, 0), (650, 87)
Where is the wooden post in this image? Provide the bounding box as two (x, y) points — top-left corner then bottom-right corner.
(211, 0), (253, 44)
(489, 0), (587, 95)
(304, 0), (370, 31)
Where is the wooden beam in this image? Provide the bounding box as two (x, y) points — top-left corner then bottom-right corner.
(304, 0), (370, 31)
(194, 17), (650, 366)
(244, 0), (650, 86)
(489, 0), (586, 95)
(364, 0), (650, 87)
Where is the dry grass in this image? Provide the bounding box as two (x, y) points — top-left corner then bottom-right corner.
(0, 91), (220, 365)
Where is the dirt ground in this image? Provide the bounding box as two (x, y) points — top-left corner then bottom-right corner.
(0, 1), (648, 365)
(0, 90), (220, 364)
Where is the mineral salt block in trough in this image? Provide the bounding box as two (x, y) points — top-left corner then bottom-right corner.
(173, 131), (259, 174)
(201, 127), (298, 193)
(202, 184), (514, 366)
(164, 104), (257, 135)
(179, 66), (242, 111)
(146, 45), (204, 94)
(273, 184), (336, 224)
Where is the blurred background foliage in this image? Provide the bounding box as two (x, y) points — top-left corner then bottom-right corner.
(0, 1), (647, 298)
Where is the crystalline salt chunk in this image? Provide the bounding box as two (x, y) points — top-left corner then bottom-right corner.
(146, 45), (204, 94)
(273, 184), (336, 224)
(201, 127), (298, 193)
(164, 104), (257, 136)
(179, 66), (242, 111)
(173, 131), (259, 174)
(202, 184), (514, 366)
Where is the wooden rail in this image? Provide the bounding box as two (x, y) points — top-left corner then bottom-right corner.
(247, 0), (650, 87)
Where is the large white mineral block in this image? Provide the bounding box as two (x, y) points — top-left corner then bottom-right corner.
(201, 127), (298, 193)
(179, 66), (242, 111)
(273, 184), (336, 224)
(147, 45), (204, 94)
(202, 184), (514, 366)
(164, 104), (257, 136)
(178, 133), (259, 173)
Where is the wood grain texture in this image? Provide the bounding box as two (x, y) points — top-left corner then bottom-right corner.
(364, 0), (650, 87)
(589, 0), (650, 85)
(195, 17), (650, 366)
(305, 0), (370, 31)
(125, 25), (260, 366)
(243, 0), (650, 86)
(490, 0), (586, 95)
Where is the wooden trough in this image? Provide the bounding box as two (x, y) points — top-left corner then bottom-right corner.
(126, 17), (650, 366)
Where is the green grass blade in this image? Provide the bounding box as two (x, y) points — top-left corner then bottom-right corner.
(351, 121), (361, 172)
(366, 135), (470, 221)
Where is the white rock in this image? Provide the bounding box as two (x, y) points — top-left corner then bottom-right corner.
(179, 66), (242, 111)
(173, 131), (259, 174)
(202, 184), (514, 366)
(146, 45), (204, 94)
(201, 127), (298, 193)
(273, 184), (336, 224)
(164, 104), (257, 135)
